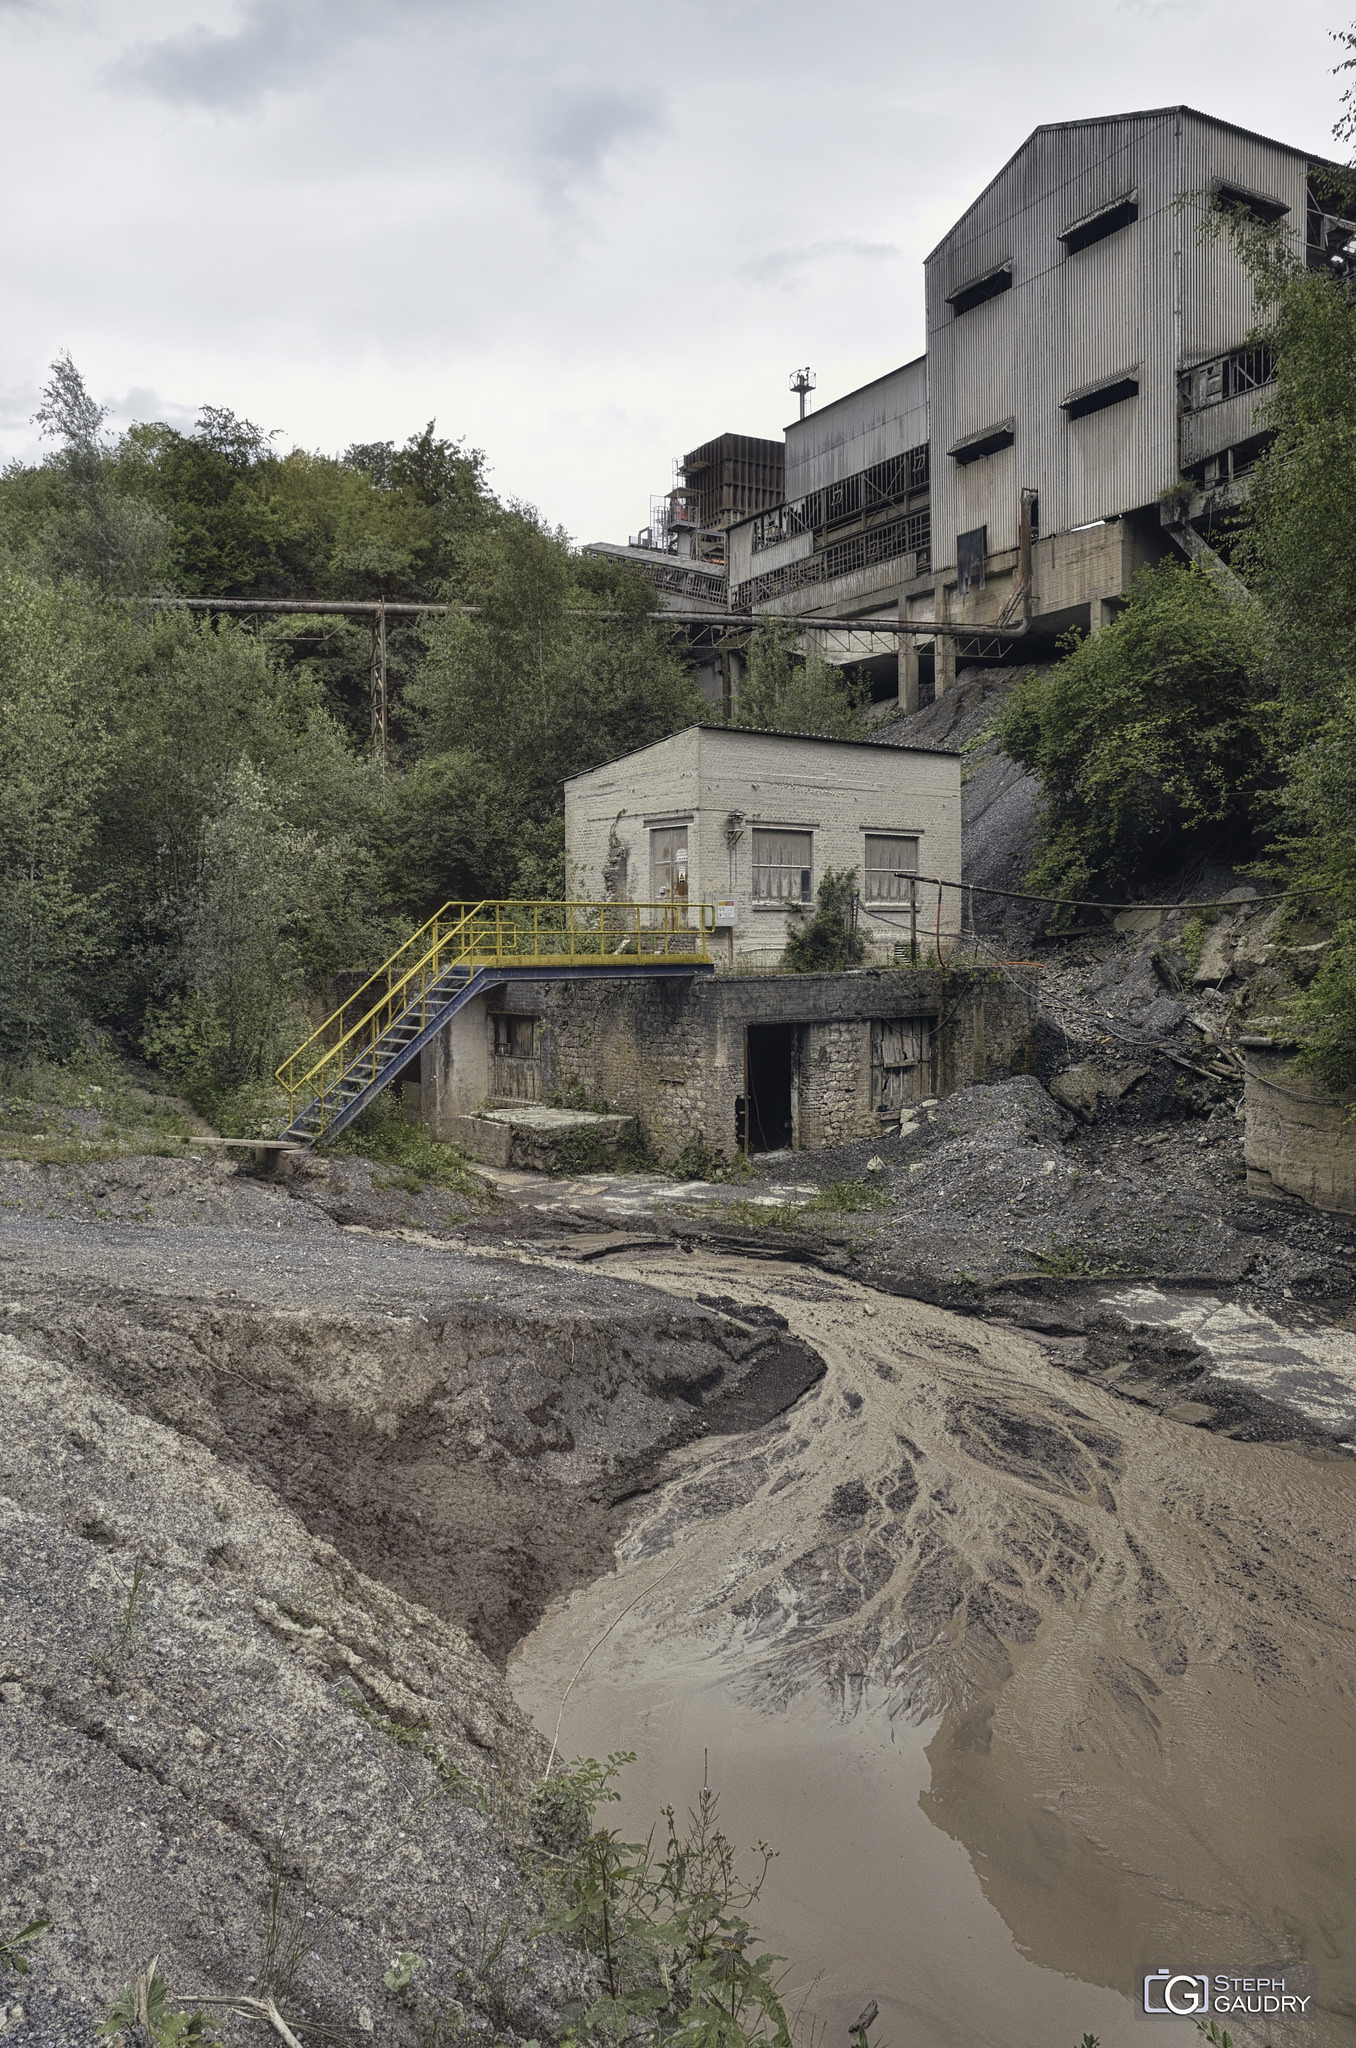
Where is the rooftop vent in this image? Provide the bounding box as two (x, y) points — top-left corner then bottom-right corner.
(949, 420), (1016, 465)
(1060, 194), (1138, 255)
(946, 265), (1012, 317)
(1062, 375), (1140, 421)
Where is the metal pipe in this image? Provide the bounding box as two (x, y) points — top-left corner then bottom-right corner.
(141, 596), (1031, 640)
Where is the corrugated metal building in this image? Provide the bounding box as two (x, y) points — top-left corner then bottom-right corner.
(706, 106), (1344, 708)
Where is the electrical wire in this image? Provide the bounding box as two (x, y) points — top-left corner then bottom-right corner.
(890, 872), (1291, 913)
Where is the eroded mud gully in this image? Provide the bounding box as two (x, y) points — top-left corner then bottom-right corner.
(511, 1249), (1356, 2048)
(4, 1202), (1356, 2046)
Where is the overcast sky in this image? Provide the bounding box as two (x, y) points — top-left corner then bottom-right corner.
(0, 0), (1346, 543)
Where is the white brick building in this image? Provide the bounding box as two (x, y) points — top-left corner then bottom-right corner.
(564, 724), (962, 967)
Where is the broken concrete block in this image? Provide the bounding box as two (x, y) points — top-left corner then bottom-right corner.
(451, 1105), (631, 1174)
(1049, 1062), (1149, 1120)
(1192, 922), (1237, 985)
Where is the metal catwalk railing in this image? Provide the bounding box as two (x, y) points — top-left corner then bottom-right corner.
(276, 899), (715, 1143)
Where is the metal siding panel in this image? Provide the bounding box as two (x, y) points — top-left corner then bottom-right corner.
(931, 112), (1188, 563)
(784, 360), (928, 497)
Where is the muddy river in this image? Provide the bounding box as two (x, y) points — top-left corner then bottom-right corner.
(509, 1251), (1356, 2048)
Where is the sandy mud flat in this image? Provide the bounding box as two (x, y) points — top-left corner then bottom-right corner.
(510, 1250), (1356, 2048)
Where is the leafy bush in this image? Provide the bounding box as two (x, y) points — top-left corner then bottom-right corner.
(782, 867), (867, 972)
(323, 1089), (482, 1194)
(543, 1756), (793, 2048)
(997, 564), (1269, 910)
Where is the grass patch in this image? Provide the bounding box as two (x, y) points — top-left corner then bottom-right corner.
(719, 1176), (892, 1232)
(670, 1136), (752, 1183)
(1180, 909), (1220, 976)
(322, 1090), (483, 1198)
(1022, 1231), (1133, 1278)
(0, 1045), (198, 1164)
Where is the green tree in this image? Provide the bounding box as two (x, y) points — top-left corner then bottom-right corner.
(1206, 72), (1356, 1085)
(0, 571), (111, 1060)
(997, 563), (1269, 908)
(731, 615), (868, 738)
(407, 510), (702, 901)
(5, 355), (173, 594)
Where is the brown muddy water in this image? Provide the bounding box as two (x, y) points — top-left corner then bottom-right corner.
(509, 1252), (1356, 2048)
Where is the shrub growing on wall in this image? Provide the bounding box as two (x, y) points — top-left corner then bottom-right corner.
(783, 867), (867, 972)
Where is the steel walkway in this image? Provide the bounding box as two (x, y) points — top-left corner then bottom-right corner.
(275, 899), (715, 1145)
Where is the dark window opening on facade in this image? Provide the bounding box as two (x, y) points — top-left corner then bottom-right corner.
(493, 1014), (536, 1059)
(1215, 184), (1290, 227)
(1184, 431), (1273, 490)
(1063, 376), (1139, 421)
(742, 1024), (796, 1153)
(951, 422), (1016, 465)
(1060, 196), (1138, 254)
(864, 836), (920, 904)
(957, 525), (987, 596)
(752, 828), (812, 904)
(1178, 345), (1274, 411)
(947, 266), (1012, 317)
(1307, 169), (1356, 274)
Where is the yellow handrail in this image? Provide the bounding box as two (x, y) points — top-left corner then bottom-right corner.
(276, 899), (714, 1131)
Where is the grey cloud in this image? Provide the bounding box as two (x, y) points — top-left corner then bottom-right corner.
(738, 237), (901, 287)
(536, 81), (665, 184)
(109, 0), (453, 110)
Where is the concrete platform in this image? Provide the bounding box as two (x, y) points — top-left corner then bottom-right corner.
(450, 1104), (632, 1172)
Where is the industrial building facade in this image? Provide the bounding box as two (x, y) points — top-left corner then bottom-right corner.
(563, 724), (963, 968)
(600, 106), (1347, 710)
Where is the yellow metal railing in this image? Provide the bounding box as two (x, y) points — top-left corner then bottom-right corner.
(276, 898), (715, 1133)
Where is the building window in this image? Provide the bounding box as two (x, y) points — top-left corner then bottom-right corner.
(947, 265), (1012, 317)
(1060, 196), (1138, 255)
(650, 826), (689, 905)
(1215, 184), (1289, 228)
(1062, 376), (1139, 421)
(864, 835), (919, 904)
(492, 1014), (536, 1059)
(950, 420), (1015, 465)
(752, 829), (812, 904)
(1178, 345), (1275, 413)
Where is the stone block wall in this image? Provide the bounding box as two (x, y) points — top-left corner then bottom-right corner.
(418, 963), (1037, 1164)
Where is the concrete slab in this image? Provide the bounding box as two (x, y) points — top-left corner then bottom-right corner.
(450, 1106), (631, 1173)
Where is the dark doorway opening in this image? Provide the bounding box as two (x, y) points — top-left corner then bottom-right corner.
(742, 1024), (795, 1152)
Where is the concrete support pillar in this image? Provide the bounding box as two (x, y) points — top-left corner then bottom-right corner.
(1090, 593), (1116, 635)
(935, 582), (957, 696)
(899, 613), (921, 714)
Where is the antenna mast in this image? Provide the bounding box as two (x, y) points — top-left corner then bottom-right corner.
(789, 366), (816, 420)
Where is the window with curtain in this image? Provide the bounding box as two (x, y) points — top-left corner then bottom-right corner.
(864, 835), (919, 903)
(752, 829), (812, 903)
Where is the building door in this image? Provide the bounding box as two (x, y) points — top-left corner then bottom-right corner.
(742, 1023), (796, 1152)
(871, 1018), (932, 1113)
(490, 1013), (540, 1101)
